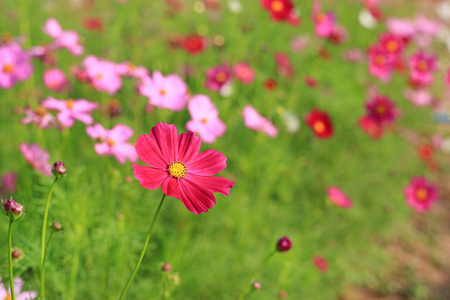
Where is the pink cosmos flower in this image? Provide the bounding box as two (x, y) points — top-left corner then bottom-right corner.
(204, 65), (233, 92)
(21, 105), (57, 129)
(0, 172), (17, 195)
(367, 45), (394, 82)
(0, 277), (37, 300)
(186, 95), (226, 143)
(386, 18), (416, 39)
(404, 177), (438, 213)
(242, 105), (278, 137)
(42, 97), (98, 128)
(43, 68), (69, 92)
(116, 61), (149, 80)
(290, 36), (310, 53)
(83, 55), (123, 95)
(0, 43), (33, 88)
(19, 143), (52, 176)
(414, 16), (440, 48)
(365, 94), (399, 125)
(403, 89), (432, 107)
(326, 187), (353, 208)
(409, 51), (438, 87)
(312, 255), (329, 273)
(86, 123), (137, 164)
(139, 71), (188, 111)
(42, 18), (83, 56)
(312, 1), (336, 38)
(378, 33), (406, 58)
(341, 48), (364, 62)
(132, 122), (235, 214)
(233, 62), (255, 84)
(274, 52), (294, 78)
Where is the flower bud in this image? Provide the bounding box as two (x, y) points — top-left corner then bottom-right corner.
(162, 262), (172, 272)
(52, 161), (66, 177)
(12, 248), (22, 259)
(276, 236), (292, 252)
(3, 198), (24, 220)
(252, 281), (261, 290)
(52, 222), (63, 232)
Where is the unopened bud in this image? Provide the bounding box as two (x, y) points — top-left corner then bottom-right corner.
(12, 248), (22, 259)
(276, 236), (292, 252)
(252, 281), (261, 290)
(52, 161), (66, 177)
(162, 262), (172, 272)
(3, 198), (24, 220)
(52, 222), (63, 232)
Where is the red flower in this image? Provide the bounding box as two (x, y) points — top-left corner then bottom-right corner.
(83, 17), (103, 31)
(260, 0), (298, 25)
(313, 255), (328, 273)
(305, 109), (333, 139)
(358, 116), (383, 139)
(263, 78), (277, 91)
(182, 34), (207, 55)
(133, 123), (235, 214)
(304, 76), (318, 88)
(418, 144), (433, 161)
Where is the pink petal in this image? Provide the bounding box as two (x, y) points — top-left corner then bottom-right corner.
(94, 143), (109, 156)
(179, 178), (216, 214)
(186, 173), (234, 196)
(112, 143), (137, 164)
(86, 123), (107, 140)
(42, 98), (66, 110)
(43, 18), (62, 38)
(178, 131), (201, 164)
(73, 99), (99, 112)
(72, 111), (94, 125)
(161, 177), (182, 199)
(135, 134), (168, 169)
(132, 164), (168, 190)
(150, 122), (179, 163)
(57, 111), (75, 127)
(109, 124), (134, 143)
(187, 149), (227, 176)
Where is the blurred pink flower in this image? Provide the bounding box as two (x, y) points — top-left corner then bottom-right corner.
(312, 1), (336, 38)
(19, 143), (52, 176)
(86, 123), (137, 164)
(409, 51), (438, 87)
(0, 172), (17, 194)
(43, 68), (69, 92)
(83, 55), (123, 95)
(42, 18), (84, 56)
(139, 71), (188, 111)
(233, 62), (255, 84)
(274, 52), (294, 78)
(404, 176), (438, 213)
(403, 89), (432, 107)
(0, 43), (33, 88)
(186, 95), (226, 143)
(313, 255), (329, 273)
(42, 97), (98, 128)
(365, 94), (399, 125)
(290, 36), (310, 53)
(414, 16), (440, 48)
(205, 65), (232, 92)
(367, 45), (394, 82)
(378, 33), (406, 58)
(21, 105), (57, 129)
(0, 277), (37, 300)
(242, 105), (278, 137)
(386, 18), (415, 39)
(341, 48), (364, 62)
(116, 61), (149, 80)
(326, 187), (353, 208)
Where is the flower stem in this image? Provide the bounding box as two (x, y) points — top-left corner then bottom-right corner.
(119, 193), (166, 300)
(8, 219), (15, 300)
(40, 177), (58, 300)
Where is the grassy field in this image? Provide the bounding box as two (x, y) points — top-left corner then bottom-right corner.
(0, 0), (443, 299)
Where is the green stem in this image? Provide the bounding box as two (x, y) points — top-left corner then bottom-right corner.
(119, 193), (166, 300)
(40, 177), (58, 300)
(8, 219), (15, 300)
(43, 231), (54, 264)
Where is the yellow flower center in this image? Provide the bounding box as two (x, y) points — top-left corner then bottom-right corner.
(3, 63), (14, 74)
(95, 73), (103, 80)
(375, 104), (386, 115)
(5, 295), (12, 300)
(271, 0), (284, 12)
(386, 40), (398, 53)
(35, 106), (48, 117)
(316, 12), (326, 23)
(417, 60), (428, 72)
(215, 72), (227, 83)
(107, 139), (116, 147)
(160, 89), (166, 96)
(201, 118), (208, 124)
(168, 161), (187, 178)
(66, 100), (75, 110)
(313, 121), (325, 133)
(415, 188), (428, 201)
(374, 55), (385, 66)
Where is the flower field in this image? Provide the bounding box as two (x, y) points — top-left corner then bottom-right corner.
(0, 0), (449, 299)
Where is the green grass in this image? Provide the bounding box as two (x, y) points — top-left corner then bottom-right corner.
(0, 0), (439, 299)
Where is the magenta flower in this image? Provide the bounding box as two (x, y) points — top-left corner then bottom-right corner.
(139, 71), (188, 111)
(312, 1), (337, 38)
(83, 55), (123, 95)
(42, 97), (98, 128)
(42, 18), (83, 56)
(204, 65), (233, 92)
(404, 177), (438, 213)
(0, 277), (37, 300)
(86, 123), (137, 164)
(242, 105), (278, 137)
(233, 62), (255, 84)
(21, 105), (58, 129)
(367, 45), (394, 82)
(0, 172), (17, 195)
(133, 122), (235, 214)
(409, 51), (438, 87)
(19, 143), (52, 176)
(326, 187), (353, 208)
(276, 236), (292, 252)
(43, 68), (69, 92)
(0, 43), (33, 88)
(186, 95), (226, 143)
(365, 94), (399, 125)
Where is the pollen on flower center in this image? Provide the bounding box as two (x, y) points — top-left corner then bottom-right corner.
(107, 138), (116, 147)
(35, 106), (47, 117)
(415, 188), (428, 201)
(417, 60), (428, 72)
(160, 88), (166, 96)
(376, 104), (386, 115)
(386, 41), (398, 53)
(316, 12), (326, 23)
(2, 63), (14, 74)
(271, 0), (284, 12)
(66, 100), (75, 110)
(374, 55), (385, 66)
(5, 294), (12, 300)
(168, 161), (187, 178)
(215, 72), (227, 83)
(95, 73), (103, 80)
(201, 118), (208, 124)
(313, 121), (325, 133)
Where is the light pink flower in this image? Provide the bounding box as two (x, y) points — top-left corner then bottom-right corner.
(116, 61), (149, 80)
(186, 95), (226, 143)
(204, 65), (233, 92)
(404, 176), (438, 213)
(0, 277), (37, 300)
(326, 187), (353, 208)
(242, 105), (278, 137)
(0, 43), (33, 88)
(233, 62), (255, 84)
(414, 16), (440, 46)
(42, 97), (98, 128)
(139, 71), (188, 111)
(409, 51), (438, 87)
(86, 123), (137, 164)
(0, 172), (17, 195)
(386, 18), (416, 39)
(42, 18), (83, 55)
(274, 52), (294, 78)
(83, 55), (123, 95)
(43, 68), (69, 92)
(21, 105), (57, 129)
(290, 36), (310, 53)
(403, 89), (432, 107)
(19, 143), (52, 176)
